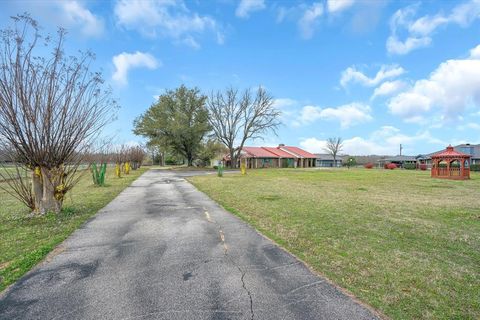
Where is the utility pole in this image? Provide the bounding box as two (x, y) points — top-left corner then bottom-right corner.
(399, 144), (403, 156)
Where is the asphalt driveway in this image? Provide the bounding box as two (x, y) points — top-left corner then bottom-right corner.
(0, 169), (379, 319)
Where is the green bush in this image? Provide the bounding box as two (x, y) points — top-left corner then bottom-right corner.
(403, 163), (416, 170)
(470, 164), (480, 171)
(345, 157), (356, 168)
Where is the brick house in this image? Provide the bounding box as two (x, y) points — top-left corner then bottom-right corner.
(226, 145), (316, 168)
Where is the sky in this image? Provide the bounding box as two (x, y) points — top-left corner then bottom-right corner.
(2, 0), (480, 156)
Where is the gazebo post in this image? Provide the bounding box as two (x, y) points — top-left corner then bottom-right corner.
(460, 158), (464, 177)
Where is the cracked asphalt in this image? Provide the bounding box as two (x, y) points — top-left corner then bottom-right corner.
(0, 169), (379, 320)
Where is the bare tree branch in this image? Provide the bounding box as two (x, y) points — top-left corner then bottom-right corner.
(207, 86), (281, 168)
(324, 137), (343, 167)
(0, 15), (118, 214)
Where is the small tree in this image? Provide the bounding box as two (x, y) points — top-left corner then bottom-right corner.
(207, 87), (281, 168)
(325, 137), (343, 168)
(133, 86), (211, 166)
(0, 15), (117, 214)
(128, 146), (146, 170)
(197, 139), (227, 167)
(112, 145), (127, 178)
(345, 156), (356, 169)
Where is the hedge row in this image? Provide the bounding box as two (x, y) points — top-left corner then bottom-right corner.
(471, 164), (480, 171)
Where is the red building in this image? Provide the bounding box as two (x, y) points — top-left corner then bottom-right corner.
(225, 145), (317, 168)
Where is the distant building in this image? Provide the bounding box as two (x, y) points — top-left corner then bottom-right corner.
(419, 143), (480, 167)
(315, 154), (342, 167)
(377, 155), (417, 168)
(225, 145), (316, 168)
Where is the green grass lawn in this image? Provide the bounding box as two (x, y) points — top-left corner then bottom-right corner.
(0, 167), (148, 292)
(189, 168), (480, 320)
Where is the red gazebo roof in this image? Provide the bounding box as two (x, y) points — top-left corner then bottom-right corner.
(431, 145), (471, 158)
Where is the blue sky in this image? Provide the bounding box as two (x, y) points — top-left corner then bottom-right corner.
(2, 0), (480, 155)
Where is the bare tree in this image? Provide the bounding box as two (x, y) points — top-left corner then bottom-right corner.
(126, 145), (146, 170)
(0, 15), (117, 214)
(0, 147), (35, 210)
(207, 87), (281, 168)
(112, 145), (127, 177)
(325, 137), (343, 168)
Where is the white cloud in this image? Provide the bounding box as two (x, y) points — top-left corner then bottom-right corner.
(300, 126), (443, 155)
(59, 1), (104, 37)
(236, 0), (266, 18)
(458, 122), (480, 131)
(388, 45), (480, 123)
(112, 52), (160, 86)
(297, 103), (372, 128)
(114, 0), (222, 47)
(387, 1), (480, 55)
(371, 80), (408, 99)
(298, 2), (324, 39)
(470, 44), (480, 59)
(301, 136), (392, 155)
(273, 98), (298, 109)
(9, 0), (105, 37)
(340, 64), (405, 87)
(386, 36), (431, 56)
(327, 0), (355, 14)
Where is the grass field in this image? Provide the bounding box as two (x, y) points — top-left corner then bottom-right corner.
(0, 167), (148, 292)
(189, 168), (480, 319)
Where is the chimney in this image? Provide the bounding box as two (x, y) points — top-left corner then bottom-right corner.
(278, 144), (285, 147)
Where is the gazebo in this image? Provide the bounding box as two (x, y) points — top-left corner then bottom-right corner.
(431, 145), (471, 180)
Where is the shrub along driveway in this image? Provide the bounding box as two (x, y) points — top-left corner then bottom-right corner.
(0, 169), (379, 319)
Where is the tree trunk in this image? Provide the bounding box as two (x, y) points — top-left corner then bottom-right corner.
(229, 149), (236, 169)
(40, 167), (64, 214)
(32, 168), (43, 214)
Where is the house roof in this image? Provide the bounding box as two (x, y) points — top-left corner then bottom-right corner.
(262, 147), (296, 158)
(314, 154), (342, 161)
(242, 147), (278, 158)
(279, 146), (316, 158)
(424, 144), (480, 159)
(431, 145), (471, 158)
(382, 155), (417, 162)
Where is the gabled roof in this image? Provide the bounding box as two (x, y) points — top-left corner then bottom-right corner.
(382, 155), (417, 162)
(315, 154), (342, 161)
(242, 147), (278, 158)
(279, 146), (316, 158)
(431, 145), (471, 158)
(424, 144), (480, 159)
(262, 147), (296, 158)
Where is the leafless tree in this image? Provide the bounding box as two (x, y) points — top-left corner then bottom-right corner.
(207, 87), (281, 168)
(325, 137), (343, 167)
(126, 145), (146, 170)
(0, 15), (117, 214)
(0, 147), (35, 210)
